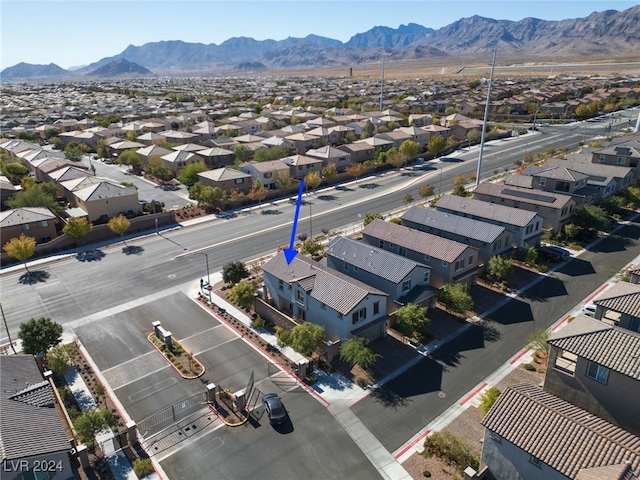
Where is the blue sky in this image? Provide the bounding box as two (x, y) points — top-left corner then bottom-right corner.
(1, 0), (638, 70)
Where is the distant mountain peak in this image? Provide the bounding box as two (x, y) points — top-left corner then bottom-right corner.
(86, 58), (152, 77)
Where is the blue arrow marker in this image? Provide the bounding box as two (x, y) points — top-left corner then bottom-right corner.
(283, 181), (305, 264)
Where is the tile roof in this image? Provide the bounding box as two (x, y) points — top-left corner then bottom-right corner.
(0, 356), (71, 461)
(0, 207), (55, 227)
(482, 383), (640, 479)
(161, 150), (200, 163)
(548, 315), (640, 380)
(263, 252), (386, 315)
(545, 159), (633, 179)
(74, 181), (137, 202)
(593, 282), (640, 318)
(435, 195), (539, 228)
(401, 206), (505, 243)
(326, 236), (429, 283)
(474, 182), (574, 208)
(198, 167), (251, 182)
(362, 219), (473, 262)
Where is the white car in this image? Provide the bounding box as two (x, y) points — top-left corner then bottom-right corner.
(582, 304), (597, 317)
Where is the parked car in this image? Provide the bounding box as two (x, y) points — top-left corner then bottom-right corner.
(539, 246), (570, 262)
(582, 303), (597, 317)
(263, 393), (287, 425)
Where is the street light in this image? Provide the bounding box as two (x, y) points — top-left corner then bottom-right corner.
(438, 167), (443, 195)
(309, 204), (312, 239)
(198, 252), (211, 298)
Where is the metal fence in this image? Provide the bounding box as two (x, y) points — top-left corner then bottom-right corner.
(138, 391), (209, 437)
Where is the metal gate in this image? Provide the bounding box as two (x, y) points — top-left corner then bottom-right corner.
(138, 391), (209, 437)
(246, 386), (264, 415)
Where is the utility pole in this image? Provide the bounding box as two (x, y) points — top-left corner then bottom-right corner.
(475, 49), (497, 188)
(379, 59), (384, 112)
(0, 303), (17, 354)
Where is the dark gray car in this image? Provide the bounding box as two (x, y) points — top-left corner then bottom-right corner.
(263, 393), (287, 425)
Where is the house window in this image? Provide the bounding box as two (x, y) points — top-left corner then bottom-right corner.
(539, 177), (546, 187)
(337, 312), (342, 319)
(586, 361), (609, 384)
(455, 259), (464, 271)
(40, 236), (51, 243)
(278, 280), (284, 291)
(468, 255), (474, 265)
(235, 178), (244, 184)
(373, 301), (380, 315)
(402, 280), (411, 292)
(343, 261), (350, 272)
(529, 455), (541, 467)
(629, 317), (640, 333)
(295, 289), (305, 304)
(424, 255), (430, 262)
(489, 196), (496, 204)
(490, 431), (502, 443)
(352, 307), (366, 324)
(388, 242), (395, 250)
(442, 260), (448, 267)
(264, 172), (273, 178)
(553, 349), (577, 376)
(514, 201), (520, 208)
(22, 223), (31, 231)
(320, 303), (326, 310)
(423, 271), (430, 284)
(379, 240), (384, 248)
(599, 154), (606, 163)
(617, 156), (626, 165)
(399, 247), (407, 257)
(21, 472), (50, 480)
(37, 220), (49, 228)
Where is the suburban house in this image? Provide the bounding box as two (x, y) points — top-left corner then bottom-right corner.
(0, 356), (74, 480)
(46, 165), (93, 197)
(361, 219), (480, 288)
(160, 150), (202, 173)
(375, 131), (412, 149)
(0, 174), (17, 208)
(472, 181), (576, 233)
(589, 281), (640, 333)
(135, 145), (173, 165)
(435, 195), (543, 247)
(239, 160), (290, 190)
(545, 315), (640, 437)
(408, 114), (433, 127)
(197, 168), (253, 195)
(324, 236), (436, 307)
(334, 143), (372, 165)
(355, 136), (394, 152)
(0, 207), (58, 244)
(481, 383), (640, 480)
(420, 124), (451, 140)
(284, 132), (322, 153)
(160, 130), (198, 144)
(401, 206), (512, 264)
(397, 126), (430, 145)
(281, 154), (323, 180)
(262, 252), (389, 341)
(60, 176), (141, 221)
(306, 146), (353, 172)
(136, 132), (167, 146)
(195, 147), (235, 168)
(591, 144), (640, 180)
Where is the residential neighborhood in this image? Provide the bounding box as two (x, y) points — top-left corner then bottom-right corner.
(2, 64), (640, 480)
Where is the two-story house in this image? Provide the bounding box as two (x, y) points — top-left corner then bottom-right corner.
(361, 219), (479, 288)
(0, 207), (58, 244)
(401, 206), (512, 264)
(591, 144), (640, 180)
(335, 143), (372, 166)
(197, 168), (253, 195)
(435, 195), (543, 247)
(324, 236), (436, 307)
(473, 181), (576, 233)
(239, 160), (290, 190)
(589, 281), (640, 333)
(60, 176), (141, 221)
(481, 383), (640, 480)
(306, 146), (353, 172)
(262, 252), (389, 342)
(281, 154), (323, 180)
(545, 315), (640, 437)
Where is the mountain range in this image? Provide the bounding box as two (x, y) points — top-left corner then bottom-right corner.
(2, 6), (639, 80)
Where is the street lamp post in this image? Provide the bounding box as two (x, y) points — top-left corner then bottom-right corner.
(309, 204), (312, 239)
(438, 167), (443, 195)
(198, 252), (211, 298)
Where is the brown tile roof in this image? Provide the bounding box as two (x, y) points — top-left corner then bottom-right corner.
(593, 282), (640, 318)
(548, 315), (640, 380)
(482, 383), (640, 479)
(575, 463), (635, 480)
(362, 219), (474, 263)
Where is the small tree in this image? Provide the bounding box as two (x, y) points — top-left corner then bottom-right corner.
(287, 322), (326, 356)
(177, 162), (207, 185)
(18, 317), (63, 355)
(62, 217), (93, 246)
(563, 223), (580, 240)
(418, 184), (435, 199)
(233, 145), (253, 163)
(362, 119), (375, 138)
(321, 163), (337, 182)
(116, 149), (141, 168)
(133, 459), (155, 478)
(46, 343), (76, 380)
(146, 163), (173, 184)
(222, 261), (249, 285)
(3, 234), (36, 271)
(300, 238), (323, 256)
(248, 180), (267, 204)
(479, 386), (501, 415)
(528, 329), (550, 356)
(6, 183), (59, 211)
(228, 281), (255, 309)
(273, 169), (293, 189)
(437, 283), (473, 315)
(363, 212), (383, 227)
(487, 256), (513, 281)
(573, 205), (610, 232)
(399, 140), (421, 163)
(304, 171), (321, 192)
(64, 142), (84, 161)
(514, 245), (538, 266)
(423, 431), (479, 474)
(386, 149), (407, 169)
(346, 162), (367, 181)
(108, 214), (131, 242)
(427, 135), (446, 155)
(395, 303), (430, 339)
(403, 193), (414, 205)
(73, 409), (113, 446)
(340, 337), (380, 370)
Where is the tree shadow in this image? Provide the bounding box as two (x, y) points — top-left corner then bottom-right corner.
(335, 185), (354, 192)
(76, 249), (106, 262)
(18, 270), (50, 285)
(123, 245), (144, 255)
(359, 183), (380, 189)
(372, 356), (443, 405)
(317, 195), (338, 201)
(370, 385), (412, 409)
(481, 322), (502, 343)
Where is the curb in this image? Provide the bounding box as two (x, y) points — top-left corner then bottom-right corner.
(146, 333), (206, 379)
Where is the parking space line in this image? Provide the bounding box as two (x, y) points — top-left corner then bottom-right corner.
(102, 350), (158, 374)
(111, 364), (172, 391)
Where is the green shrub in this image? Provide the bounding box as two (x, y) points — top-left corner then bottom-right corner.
(537, 263), (549, 273)
(523, 363), (536, 371)
(423, 471), (431, 478)
(479, 386), (501, 415)
(133, 458), (154, 478)
(252, 316), (266, 330)
(423, 431), (479, 473)
(356, 377), (368, 388)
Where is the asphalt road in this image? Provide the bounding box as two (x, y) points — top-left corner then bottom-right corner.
(351, 218), (640, 452)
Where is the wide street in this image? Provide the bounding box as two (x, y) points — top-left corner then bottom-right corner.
(1, 111), (638, 478)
